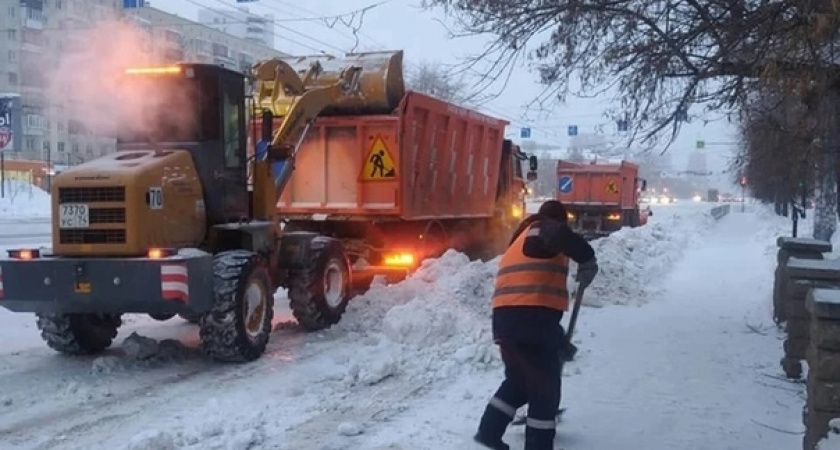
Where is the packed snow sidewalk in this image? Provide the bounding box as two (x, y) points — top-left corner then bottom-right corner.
(0, 203), (806, 450)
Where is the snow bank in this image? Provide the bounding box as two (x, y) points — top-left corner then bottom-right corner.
(335, 250), (502, 383)
(331, 206), (718, 385)
(0, 180), (50, 219)
(581, 206), (716, 306)
(819, 419), (840, 450)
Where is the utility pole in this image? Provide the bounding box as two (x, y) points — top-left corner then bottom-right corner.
(739, 174), (747, 213)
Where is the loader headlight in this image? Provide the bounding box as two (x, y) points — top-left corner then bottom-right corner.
(147, 248), (178, 259)
(511, 204), (523, 219)
(8, 249), (40, 260)
(606, 213), (621, 221)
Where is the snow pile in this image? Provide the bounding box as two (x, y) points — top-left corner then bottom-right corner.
(0, 180), (51, 219)
(333, 208), (716, 385)
(335, 250), (501, 384)
(121, 400), (269, 450)
(819, 419), (840, 450)
(91, 332), (194, 375)
(580, 206), (717, 306)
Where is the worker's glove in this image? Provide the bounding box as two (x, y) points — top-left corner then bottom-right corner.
(575, 258), (598, 289)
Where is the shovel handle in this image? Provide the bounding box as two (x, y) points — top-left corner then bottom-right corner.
(565, 284), (586, 340)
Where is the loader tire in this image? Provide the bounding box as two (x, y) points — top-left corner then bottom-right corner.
(36, 313), (122, 355)
(199, 250), (274, 363)
(288, 239), (352, 331)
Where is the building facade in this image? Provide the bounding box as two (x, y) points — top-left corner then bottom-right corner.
(197, 6), (274, 49)
(0, 0), (286, 165)
(128, 6), (285, 74)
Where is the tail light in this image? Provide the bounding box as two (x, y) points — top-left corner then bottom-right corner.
(511, 204), (523, 219)
(384, 253), (415, 267)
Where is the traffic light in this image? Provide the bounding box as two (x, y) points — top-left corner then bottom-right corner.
(739, 175), (747, 187)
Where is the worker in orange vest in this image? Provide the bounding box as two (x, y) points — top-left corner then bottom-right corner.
(474, 200), (598, 450)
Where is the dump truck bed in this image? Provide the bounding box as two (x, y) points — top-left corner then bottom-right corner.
(272, 91), (509, 221)
(557, 160), (640, 207)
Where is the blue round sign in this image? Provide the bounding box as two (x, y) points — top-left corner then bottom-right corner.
(558, 176), (573, 194)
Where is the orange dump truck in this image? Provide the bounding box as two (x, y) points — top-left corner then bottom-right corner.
(253, 51), (537, 276)
(556, 159), (650, 239)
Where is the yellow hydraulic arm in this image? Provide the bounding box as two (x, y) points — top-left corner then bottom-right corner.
(250, 58), (363, 221)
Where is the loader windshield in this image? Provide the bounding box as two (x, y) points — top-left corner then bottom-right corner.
(117, 72), (220, 144)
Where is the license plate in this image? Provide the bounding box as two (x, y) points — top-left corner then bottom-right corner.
(75, 281), (91, 294)
(59, 203), (90, 229)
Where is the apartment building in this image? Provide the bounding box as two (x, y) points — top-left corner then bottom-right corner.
(0, 0), (124, 163)
(128, 5), (285, 73)
(0, 0), (287, 164)
(197, 6), (274, 49)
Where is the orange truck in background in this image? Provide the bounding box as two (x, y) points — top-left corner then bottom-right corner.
(556, 159), (650, 240)
(252, 51), (538, 279)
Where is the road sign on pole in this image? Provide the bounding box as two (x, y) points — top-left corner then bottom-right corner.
(558, 175), (573, 194)
(520, 127), (531, 139)
(617, 119), (628, 132)
(567, 125), (578, 136)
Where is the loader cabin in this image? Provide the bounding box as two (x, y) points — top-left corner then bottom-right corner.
(118, 63), (249, 225)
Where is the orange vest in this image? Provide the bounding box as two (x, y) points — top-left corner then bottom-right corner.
(492, 223), (570, 311)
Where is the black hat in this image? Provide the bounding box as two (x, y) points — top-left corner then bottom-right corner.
(538, 200), (568, 222)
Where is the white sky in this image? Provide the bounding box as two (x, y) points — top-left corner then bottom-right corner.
(152, 0), (740, 175)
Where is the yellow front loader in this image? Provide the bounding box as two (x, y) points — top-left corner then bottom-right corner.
(0, 51), (403, 363)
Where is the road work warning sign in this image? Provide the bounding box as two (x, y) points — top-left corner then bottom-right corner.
(606, 179), (619, 194)
(361, 136), (397, 181)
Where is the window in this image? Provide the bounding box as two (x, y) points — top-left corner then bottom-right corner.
(43, 140), (50, 151)
(222, 86), (241, 168)
(57, 141), (65, 153)
(25, 137), (36, 151)
(7, 30), (16, 41)
(7, 7), (15, 17)
(7, 51), (15, 62)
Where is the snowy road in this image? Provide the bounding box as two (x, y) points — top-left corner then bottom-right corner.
(0, 202), (805, 450)
(0, 219), (51, 249)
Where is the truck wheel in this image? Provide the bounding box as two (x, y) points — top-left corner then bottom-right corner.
(200, 250), (274, 363)
(288, 239), (352, 331)
(36, 313), (122, 355)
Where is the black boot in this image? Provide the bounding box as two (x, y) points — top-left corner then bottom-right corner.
(473, 433), (510, 450)
(475, 404), (512, 450)
(524, 426), (555, 450)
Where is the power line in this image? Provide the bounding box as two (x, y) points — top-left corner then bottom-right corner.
(197, 0), (389, 54)
(180, 0), (323, 53)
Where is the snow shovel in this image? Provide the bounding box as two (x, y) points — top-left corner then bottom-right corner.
(510, 284), (587, 426)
